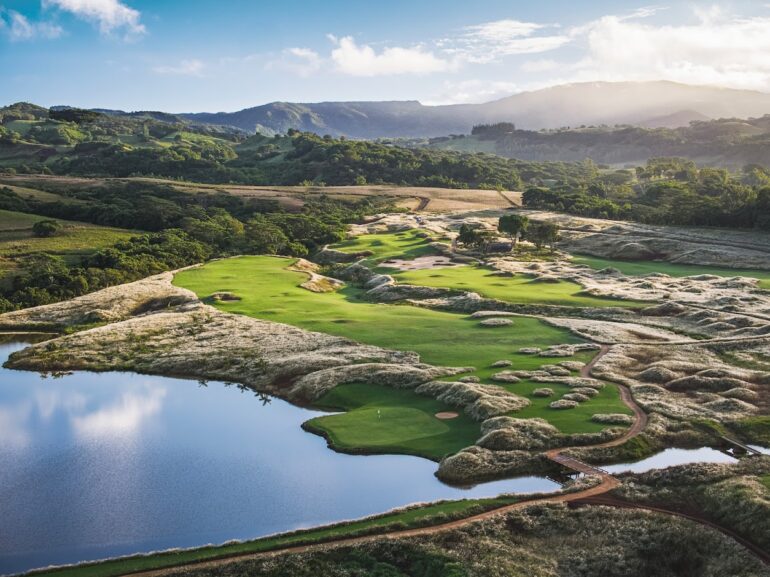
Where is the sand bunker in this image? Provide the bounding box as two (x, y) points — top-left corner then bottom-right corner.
(435, 411), (460, 420)
(382, 255), (462, 271)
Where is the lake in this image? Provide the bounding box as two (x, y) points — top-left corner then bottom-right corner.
(0, 339), (557, 575)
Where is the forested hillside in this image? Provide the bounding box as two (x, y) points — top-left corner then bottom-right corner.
(426, 116), (770, 169)
(0, 102), (597, 190)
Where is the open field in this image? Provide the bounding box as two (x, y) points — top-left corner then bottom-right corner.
(196, 184), (518, 212)
(333, 231), (645, 307)
(0, 174), (519, 213)
(308, 383), (481, 459)
(391, 264), (646, 308)
(573, 255), (770, 290)
(0, 210), (135, 264)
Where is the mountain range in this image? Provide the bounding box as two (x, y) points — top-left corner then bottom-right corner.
(177, 81), (770, 138)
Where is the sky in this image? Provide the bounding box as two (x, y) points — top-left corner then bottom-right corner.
(1, 0), (769, 112)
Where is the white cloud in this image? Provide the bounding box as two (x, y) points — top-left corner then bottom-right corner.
(446, 19), (570, 63)
(152, 59), (205, 77)
(330, 36), (454, 76)
(266, 47), (322, 77)
(568, 8), (770, 91)
(424, 79), (519, 105)
(1, 9), (62, 40)
(44, 0), (145, 37)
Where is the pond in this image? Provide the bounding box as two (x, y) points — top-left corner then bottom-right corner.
(0, 340), (557, 575)
(604, 447), (743, 474)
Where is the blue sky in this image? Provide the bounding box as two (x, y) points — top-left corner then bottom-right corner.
(1, 1), (769, 112)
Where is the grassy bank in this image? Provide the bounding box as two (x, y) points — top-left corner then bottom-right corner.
(28, 495), (522, 577)
(573, 255), (770, 290)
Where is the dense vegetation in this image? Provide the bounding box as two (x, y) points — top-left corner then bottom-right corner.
(428, 116), (770, 168)
(80, 499), (767, 577)
(0, 179), (395, 312)
(522, 157), (770, 229)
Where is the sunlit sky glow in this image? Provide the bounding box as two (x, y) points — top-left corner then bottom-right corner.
(1, 0), (769, 111)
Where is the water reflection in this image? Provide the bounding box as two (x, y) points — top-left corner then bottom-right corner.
(604, 447), (737, 474)
(72, 387), (166, 439)
(0, 340), (557, 575)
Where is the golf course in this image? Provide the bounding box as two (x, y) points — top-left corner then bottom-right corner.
(174, 242), (633, 460)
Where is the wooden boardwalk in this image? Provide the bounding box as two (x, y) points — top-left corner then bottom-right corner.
(719, 436), (764, 457)
(547, 453), (610, 476)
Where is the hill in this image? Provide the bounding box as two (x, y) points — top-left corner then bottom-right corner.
(179, 81), (770, 137)
(425, 116), (770, 169)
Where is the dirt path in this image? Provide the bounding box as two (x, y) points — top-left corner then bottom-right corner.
(414, 196), (431, 211)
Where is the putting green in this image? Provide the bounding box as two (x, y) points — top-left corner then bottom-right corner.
(573, 255), (770, 290)
(307, 384), (481, 459)
(390, 265), (646, 308)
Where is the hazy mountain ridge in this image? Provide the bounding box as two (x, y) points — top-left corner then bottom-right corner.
(178, 81), (770, 138)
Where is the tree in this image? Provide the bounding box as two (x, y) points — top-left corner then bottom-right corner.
(457, 223), (479, 247)
(497, 213), (529, 252)
(32, 219), (61, 237)
(245, 216), (292, 255)
(528, 222), (560, 252)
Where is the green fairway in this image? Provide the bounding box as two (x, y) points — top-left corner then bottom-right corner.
(333, 229), (438, 265)
(504, 379), (633, 434)
(175, 256), (626, 454)
(309, 383), (482, 459)
(573, 255), (770, 290)
(174, 256), (584, 379)
(391, 264), (646, 308)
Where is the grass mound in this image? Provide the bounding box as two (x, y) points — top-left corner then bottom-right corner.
(333, 230), (438, 265)
(573, 255), (770, 290)
(390, 264), (644, 308)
